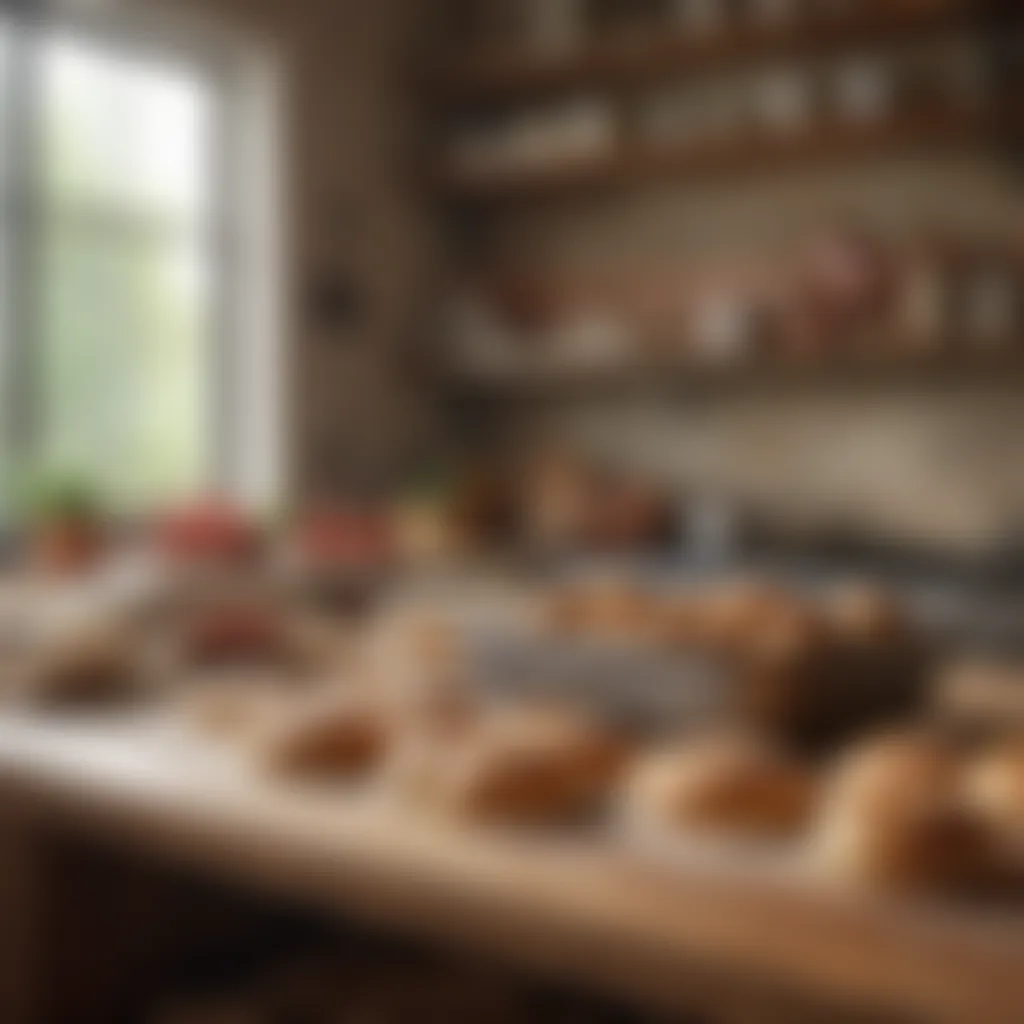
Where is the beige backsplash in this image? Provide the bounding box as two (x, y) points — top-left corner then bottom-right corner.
(531, 380), (1024, 551)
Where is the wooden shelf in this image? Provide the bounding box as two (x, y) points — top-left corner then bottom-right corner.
(434, 1), (986, 106)
(447, 349), (1024, 398)
(441, 105), (1016, 202)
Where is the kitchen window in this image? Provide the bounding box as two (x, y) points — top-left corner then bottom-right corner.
(0, 7), (282, 511)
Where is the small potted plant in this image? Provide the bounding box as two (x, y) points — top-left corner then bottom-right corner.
(20, 473), (107, 576)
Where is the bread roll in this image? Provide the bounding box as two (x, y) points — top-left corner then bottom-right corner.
(392, 705), (628, 825)
(21, 618), (140, 707)
(825, 583), (909, 645)
(256, 695), (389, 779)
(661, 582), (823, 658)
(545, 581), (657, 642)
(823, 733), (958, 814)
(623, 731), (814, 837)
(936, 660), (1024, 737)
(717, 583), (814, 644)
(655, 592), (708, 647)
(966, 740), (1024, 832)
(814, 733), (992, 890)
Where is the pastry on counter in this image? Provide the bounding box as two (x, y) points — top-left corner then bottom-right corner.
(935, 660), (1024, 737)
(545, 580), (660, 642)
(719, 582), (925, 748)
(254, 693), (391, 780)
(813, 733), (993, 890)
(658, 581), (821, 656)
(622, 730), (815, 838)
(824, 583), (910, 645)
(966, 739), (1024, 833)
(670, 584), (833, 741)
(555, 577), (927, 748)
(820, 733), (958, 813)
(654, 591), (709, 648)
(389, 704), (629, 826)
(16, 616), (142, 707)
(713, 581), (826, 655)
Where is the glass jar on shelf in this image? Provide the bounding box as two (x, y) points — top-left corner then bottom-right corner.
(637, 88), (701, 149)
(691, 76), (754, 149)
(744, 0), (803, 33)
(754, 67), (817, 136)
(894, 235), (956, 356)
(832, 55), (896, 125)
(963, 246), (1021, 351)
(813, 0), (857, 23)
(526, 0), (587, 54)
(670, 0), (731, 40)
(688, 289), (767, 366)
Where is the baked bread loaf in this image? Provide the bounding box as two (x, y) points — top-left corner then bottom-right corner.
(20, 617), (140, 707)
(705, 582), (818, 652)
(966, 739), (1024, 832)
(391, 705), (629, 825)
(718, 583), (924, 750)
(546, 581), (658, 642)
(623, 731), (814, 837)
(936, 660), (1024, 737)
(824, 583), (909, 645)
(814, 733), (992, 890)
(255, 694), (390, 779)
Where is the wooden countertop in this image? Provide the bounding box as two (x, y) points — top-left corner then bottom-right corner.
(0, 712), (1021, 1022)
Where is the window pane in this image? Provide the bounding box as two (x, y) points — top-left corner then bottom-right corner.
(36, 227), (212, 505)
(36, 32), (216, 507)
(0, 18), (10, 509)
(41, 30), (212, 222)
(0, 16), (10, 190)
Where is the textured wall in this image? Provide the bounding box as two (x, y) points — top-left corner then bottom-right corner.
(157, 0), (445, 499)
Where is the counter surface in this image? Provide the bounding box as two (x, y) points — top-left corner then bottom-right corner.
(0, 712), (1021, 1022)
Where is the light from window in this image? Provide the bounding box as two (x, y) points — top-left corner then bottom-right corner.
(0, 21), (10, 498)
(36, 30), (215, 507)
(0, 20), (219, 510)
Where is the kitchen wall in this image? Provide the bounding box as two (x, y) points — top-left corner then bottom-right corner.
(152, 0), (444, 499)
